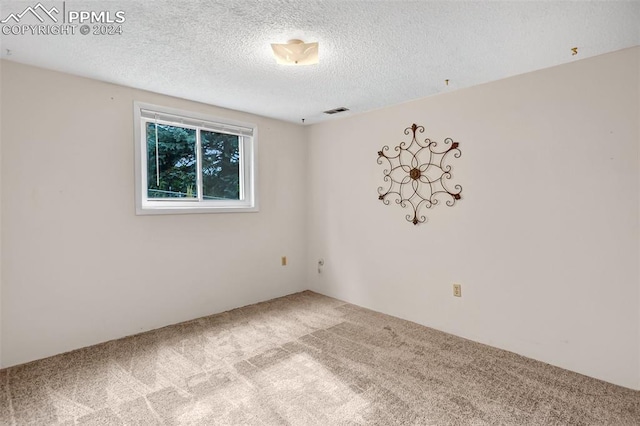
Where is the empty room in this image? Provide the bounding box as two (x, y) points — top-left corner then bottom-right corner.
(0, 0), (639, 424)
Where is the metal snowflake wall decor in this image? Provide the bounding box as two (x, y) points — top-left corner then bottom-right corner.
(377, 123), (462, 225)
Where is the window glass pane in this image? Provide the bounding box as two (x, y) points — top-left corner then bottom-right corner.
(146, 122), (197, 199)
(201, 130), (240, 200)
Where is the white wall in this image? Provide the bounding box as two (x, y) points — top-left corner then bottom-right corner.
(0, 59), (3, 367)
(307, 47), (640, 390)
(637, 51), (640, 391)
(0, 61), (308, 367)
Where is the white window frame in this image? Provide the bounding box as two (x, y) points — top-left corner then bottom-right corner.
(134, 102), (258, 215)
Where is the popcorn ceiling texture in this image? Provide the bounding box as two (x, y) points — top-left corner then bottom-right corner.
(0, 1), (639, 124)
(1, 291), (638, 425)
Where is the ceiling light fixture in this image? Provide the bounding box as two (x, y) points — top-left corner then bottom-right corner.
(271, 39), (318, 65)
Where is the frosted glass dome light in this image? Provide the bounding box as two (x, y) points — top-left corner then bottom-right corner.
(271, 39), (318, 65)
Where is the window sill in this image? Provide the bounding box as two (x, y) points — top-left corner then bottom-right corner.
(136, 203), (259, 216)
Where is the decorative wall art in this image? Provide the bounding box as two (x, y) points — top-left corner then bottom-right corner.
(377, 123), (462, 225)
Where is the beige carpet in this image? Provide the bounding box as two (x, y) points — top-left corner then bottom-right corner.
(0, 291), (638, 425)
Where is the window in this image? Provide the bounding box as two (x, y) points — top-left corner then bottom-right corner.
(134, 102), (257, 214)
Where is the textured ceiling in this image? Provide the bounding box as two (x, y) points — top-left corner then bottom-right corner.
(1, 1), (639, 124)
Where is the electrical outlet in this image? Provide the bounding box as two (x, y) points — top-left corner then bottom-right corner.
(281, 256), (287, 266)
(453, 283), (462, 297)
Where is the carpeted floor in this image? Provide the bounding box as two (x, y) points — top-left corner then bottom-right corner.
(0, 291), (638, 425)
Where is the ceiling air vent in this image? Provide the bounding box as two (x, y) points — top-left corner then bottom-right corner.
(323, 107), (350, 115)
